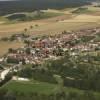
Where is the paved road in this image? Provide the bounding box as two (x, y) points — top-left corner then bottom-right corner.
(0, 69), (10, 80)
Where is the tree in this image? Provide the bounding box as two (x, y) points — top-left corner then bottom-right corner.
(25, 48), (31, 54)
(30, 25), (33, 29)
(4, 91), (16, 100)
(0, 89), (8, 100)
(8, 48), (13, 53)
(35, 24), (39, 27)
(24, 28), (28, 32)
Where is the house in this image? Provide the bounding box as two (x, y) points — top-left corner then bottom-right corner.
(0, 58), (4, 63)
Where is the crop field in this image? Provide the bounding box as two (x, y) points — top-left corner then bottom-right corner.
(0, 41), (24, 57)
(3, 81), (56, 94)
(0, 7), (100, 37)
(1, 80), (100, 98)
(0, 14), (100, 37)
(61, 14), (100, 23)
(1, 81), (56, 94)
(1, 80), (83, 95)
(0, 21), (46, 37)
(27, 22), (100, 38)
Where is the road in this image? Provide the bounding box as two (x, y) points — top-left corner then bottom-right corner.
(0, 69), (10, 80)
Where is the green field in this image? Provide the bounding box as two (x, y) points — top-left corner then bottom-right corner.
(1, 80), (99, 94)
(1, 80), (83, 95)
(1, 80), (100, 100)
(4, 11), (64, 23)
(2, 81), (56, 94)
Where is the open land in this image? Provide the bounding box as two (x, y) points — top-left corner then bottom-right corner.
(0, 5), (100, 100)
(0, 6), (100, 56)
(0, 41), (24, 57)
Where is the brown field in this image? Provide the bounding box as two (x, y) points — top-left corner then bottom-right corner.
(0, 6), (100, 37)
(0, 41), (24, 57)
(0, 14), (100, 37)
(28, 22), (100, 37)
(0, 21), (47, 37)
(0, 13), (74, 37)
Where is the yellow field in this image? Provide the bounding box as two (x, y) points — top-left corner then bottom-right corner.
(0, 7), (100, 37)
(61, 14), (100, 23)
(27, 22), (100, 38)
(0, 41), (24, 57)
(0, 21), (47, 37)
(0, 14), (100, 37)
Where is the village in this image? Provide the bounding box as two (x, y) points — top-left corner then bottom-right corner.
(0, 27), (100, 82)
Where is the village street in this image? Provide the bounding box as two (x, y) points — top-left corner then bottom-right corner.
(0, 69), (10, 80)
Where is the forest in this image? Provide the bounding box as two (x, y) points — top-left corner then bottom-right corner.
(0, 0), (93, 15)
